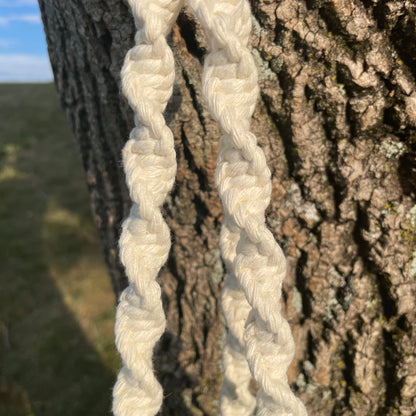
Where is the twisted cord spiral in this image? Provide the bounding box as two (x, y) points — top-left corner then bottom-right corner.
(112, 1), (183, 415)
(220, 220), (256, 415)
(185, 0), (308, 414)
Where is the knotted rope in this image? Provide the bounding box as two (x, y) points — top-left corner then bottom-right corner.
(113, 0), (307, 415)
(112, 1), (183, 415)
(185, 2), (307, 414)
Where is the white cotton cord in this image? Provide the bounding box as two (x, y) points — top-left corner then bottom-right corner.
(220, 219), (256, 415)
(112, 1), (183, 415)
(184, 0), (308, 415)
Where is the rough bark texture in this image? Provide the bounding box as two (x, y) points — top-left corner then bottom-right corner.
(39, 0), (416, 415)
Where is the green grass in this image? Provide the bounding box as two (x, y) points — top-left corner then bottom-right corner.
(0, 83), (119, 415)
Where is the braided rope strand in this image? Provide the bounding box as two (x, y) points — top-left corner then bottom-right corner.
(112, 1), (183, 415)
(220, 219), (256, 415)
(185, 0), (308, 414)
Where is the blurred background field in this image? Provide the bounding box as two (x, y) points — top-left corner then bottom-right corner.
(0, 83), (118, 415)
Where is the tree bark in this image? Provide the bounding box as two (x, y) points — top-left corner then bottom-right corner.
(39, 0), (416, 414)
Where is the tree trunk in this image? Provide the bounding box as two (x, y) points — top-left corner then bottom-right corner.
(38, 0), (416, 414)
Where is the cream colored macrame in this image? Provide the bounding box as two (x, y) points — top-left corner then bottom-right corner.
(185, 2), (307, 414)
(113, 0), (307, 415)
(112, 0), (183, 415)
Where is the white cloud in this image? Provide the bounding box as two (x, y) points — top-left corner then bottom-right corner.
(0, 0), (38, 6)
(0, 54), (53, 82)
(0, 37), (15, 48)
(0, 14), (41, 26)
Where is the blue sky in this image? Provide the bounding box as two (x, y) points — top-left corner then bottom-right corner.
(0, 0), (53, 82)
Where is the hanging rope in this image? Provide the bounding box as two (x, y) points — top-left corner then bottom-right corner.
(113, 0), (307, 415)
(186, 2), (307, 414)
(112, 0), (183, 415)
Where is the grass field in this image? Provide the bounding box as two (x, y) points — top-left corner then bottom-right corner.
(0, 83), (119, 415)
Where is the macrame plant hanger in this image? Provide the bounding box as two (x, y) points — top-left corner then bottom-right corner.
(112, 0), (308, 415)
